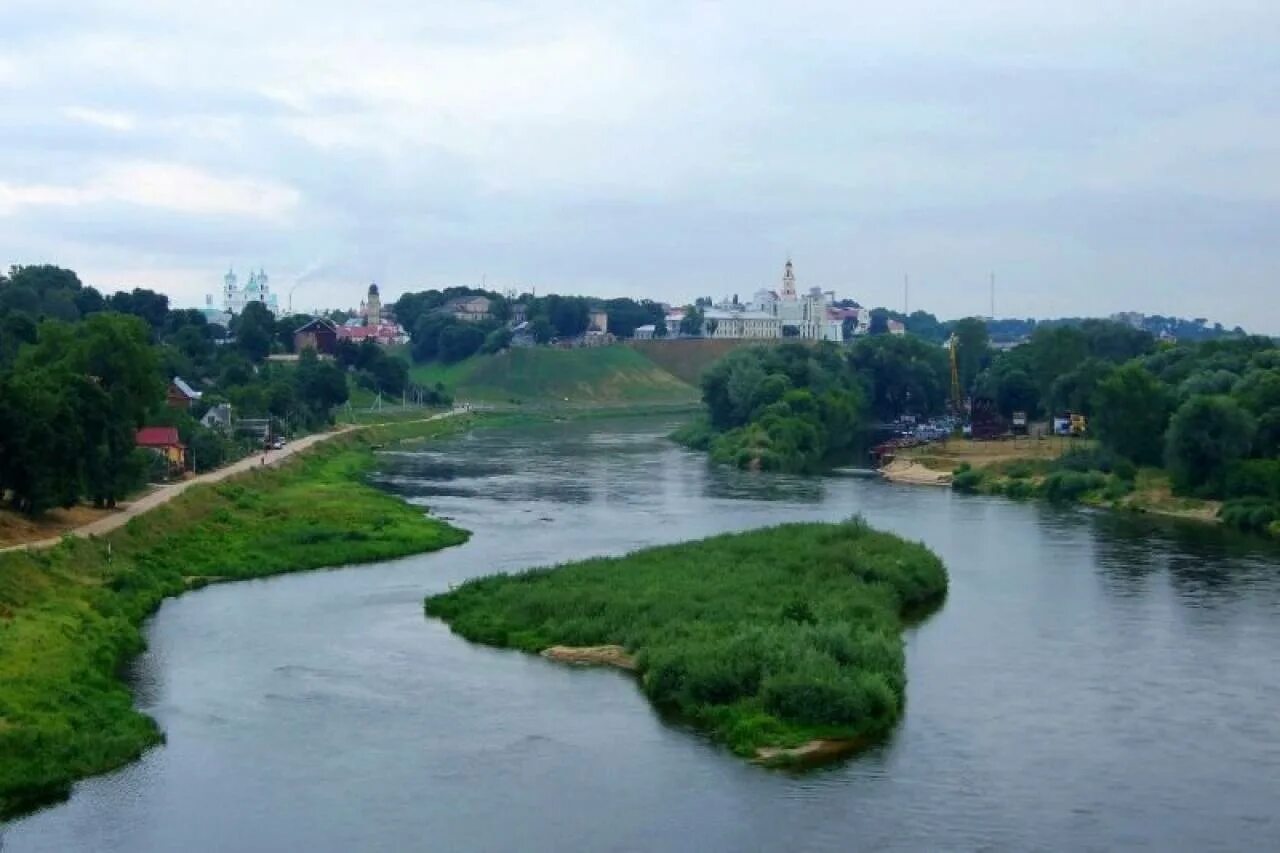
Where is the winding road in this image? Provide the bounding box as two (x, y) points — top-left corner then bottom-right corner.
(0, 409), (462, 554)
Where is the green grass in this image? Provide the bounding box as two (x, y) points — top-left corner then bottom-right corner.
(0, 418), (471, 819)
(409, 347), (696, 405)
(426, 519), (947, 760)
(626, 338), (764, 386)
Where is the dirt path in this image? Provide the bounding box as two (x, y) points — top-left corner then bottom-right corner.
(0, 410), (462, 554)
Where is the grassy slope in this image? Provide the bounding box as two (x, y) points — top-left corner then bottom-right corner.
(410, 347), (697, 405)
(426, 519), (947, 759)
(0, 418), (471, 819)
(626, 338), (763, 386)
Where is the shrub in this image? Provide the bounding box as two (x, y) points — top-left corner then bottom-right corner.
(1041, 470), (1107, 503)
(952, 464), (986, 493)
(1054, 445), (1136, 480)
(1224, 459), (1280, 501)
(1220, 499), (1280, 534)
(1002, 479), (1036, 500)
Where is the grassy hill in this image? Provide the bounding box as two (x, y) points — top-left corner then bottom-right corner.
(626, 338), (766, 386)
(408, 346), (697, 405)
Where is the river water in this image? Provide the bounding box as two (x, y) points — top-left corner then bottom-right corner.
(6, 417), (1280, 852)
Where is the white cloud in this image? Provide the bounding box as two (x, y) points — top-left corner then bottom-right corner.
(0, 1), (1277, 329)
(63, 105), (136, 131)
(0, 162), (299, 221)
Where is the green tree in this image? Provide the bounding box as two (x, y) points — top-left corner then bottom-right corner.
(848, 335), (949, 419)
(952, 317), (990, 393)
(1232, 368), (1280, 456)
(438, 325), (486, 362)
(1047, 358), (1114, 416)
(294, 349), (349, 420)
(1165, 395), (1256, 496)
(530, 317), (555, 344)
(1091, 363), (1173, 466)
(679, 306), (705, 337)
(233, 302), (274, 362)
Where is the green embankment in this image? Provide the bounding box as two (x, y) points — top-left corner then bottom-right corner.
(426, 519), (947, 760)
(409, 346), (697, 405)
(626, 338), (763, 386)
(0, 418), (471, 820)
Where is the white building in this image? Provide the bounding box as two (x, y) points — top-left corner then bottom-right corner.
(761, 260), (843, 342)
(674, 260), (847, 342)
(704, 308), (782, 339)
(220, 267), (279, 316)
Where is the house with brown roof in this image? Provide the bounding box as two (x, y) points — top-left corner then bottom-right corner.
(294, 317), (339, 355)
(167, 377), (202, 409)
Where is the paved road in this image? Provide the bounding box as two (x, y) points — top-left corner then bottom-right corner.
(0, 410), (462, 554)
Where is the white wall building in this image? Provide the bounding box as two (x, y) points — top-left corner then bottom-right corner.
(704, 309), (782, 339)
(220, 267), (279, 316)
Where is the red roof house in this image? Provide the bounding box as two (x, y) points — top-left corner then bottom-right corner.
(136, 426), (186, 472)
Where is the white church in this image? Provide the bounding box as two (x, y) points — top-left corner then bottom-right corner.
(218, 267), (279, 316)
(703, 259), (846, 342)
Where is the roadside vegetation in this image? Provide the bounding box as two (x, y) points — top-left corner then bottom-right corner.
(426, 518), (947, 760)
(0, 264), (387, 520)
(0, 417), (470, 819)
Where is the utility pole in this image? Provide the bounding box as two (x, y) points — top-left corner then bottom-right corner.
(904, 274), (910, 315)
(989, 272), (996, 320)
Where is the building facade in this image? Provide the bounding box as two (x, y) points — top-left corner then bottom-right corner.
(704, 309), (782, 338)
(701, 260), (844, 342)
(221, 267), (279, 316)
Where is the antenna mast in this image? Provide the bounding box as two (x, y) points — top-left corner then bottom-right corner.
(904, 274), (910, 315)
(989, 273), (995, 319)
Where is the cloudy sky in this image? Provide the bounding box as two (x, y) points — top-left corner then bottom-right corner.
(2, 1), (1277, 329)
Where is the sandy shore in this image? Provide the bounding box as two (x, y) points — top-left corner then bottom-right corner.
(879, 458), (953, 486)
(756, 738), (863, 764)
(540, 645), (637, 671)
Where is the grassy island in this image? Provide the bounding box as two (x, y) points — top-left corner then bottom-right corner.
(426, 519), (947, 760)
(0, 418), (470, 820)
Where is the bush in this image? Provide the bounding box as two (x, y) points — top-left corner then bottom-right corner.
(1220, 498), (1280, 534)
(1054, 445), (1136, 480)
(1224, 459), (1280, 501)
(1041, 470), (1106, 503)
(951, 464), (985, 493)
(1002, 479), (1036, 500)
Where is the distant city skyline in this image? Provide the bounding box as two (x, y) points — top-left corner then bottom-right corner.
(2, 3), (1277, 332)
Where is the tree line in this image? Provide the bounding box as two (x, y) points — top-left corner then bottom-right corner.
(393, 287), (668, 364)
(0, 264), (360, 514)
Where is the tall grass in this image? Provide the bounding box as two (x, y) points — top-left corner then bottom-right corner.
(0, 418), (470, 819)
(426, 519), (947, 758)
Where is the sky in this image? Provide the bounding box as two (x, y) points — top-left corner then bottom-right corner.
(1, 1), (1277, 330)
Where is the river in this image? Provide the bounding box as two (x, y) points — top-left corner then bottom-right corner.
(6, 416), (1280, 852)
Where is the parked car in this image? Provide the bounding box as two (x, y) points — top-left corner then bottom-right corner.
(271, 438), (286, 450)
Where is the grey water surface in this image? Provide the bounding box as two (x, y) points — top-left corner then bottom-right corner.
(6, 416), (1280, 852)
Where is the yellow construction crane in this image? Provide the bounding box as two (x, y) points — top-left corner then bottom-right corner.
(947, 333), (962, 414)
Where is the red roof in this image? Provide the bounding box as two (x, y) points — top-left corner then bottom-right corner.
(136, 426), (181, 447)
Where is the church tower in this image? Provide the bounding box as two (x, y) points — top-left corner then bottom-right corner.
(223, 267), (238, 312)
(780, 258), (797, 300)
(366, 282), (382, 326)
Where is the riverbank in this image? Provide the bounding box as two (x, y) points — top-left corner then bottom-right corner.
(425, 519), (947, 763)
(0, 416), (473, 820)
(889, 438), (1224, 523)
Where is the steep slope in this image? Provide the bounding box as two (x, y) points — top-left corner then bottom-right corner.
(626, 338), (765, 386)
(410, 346), (697, 404)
